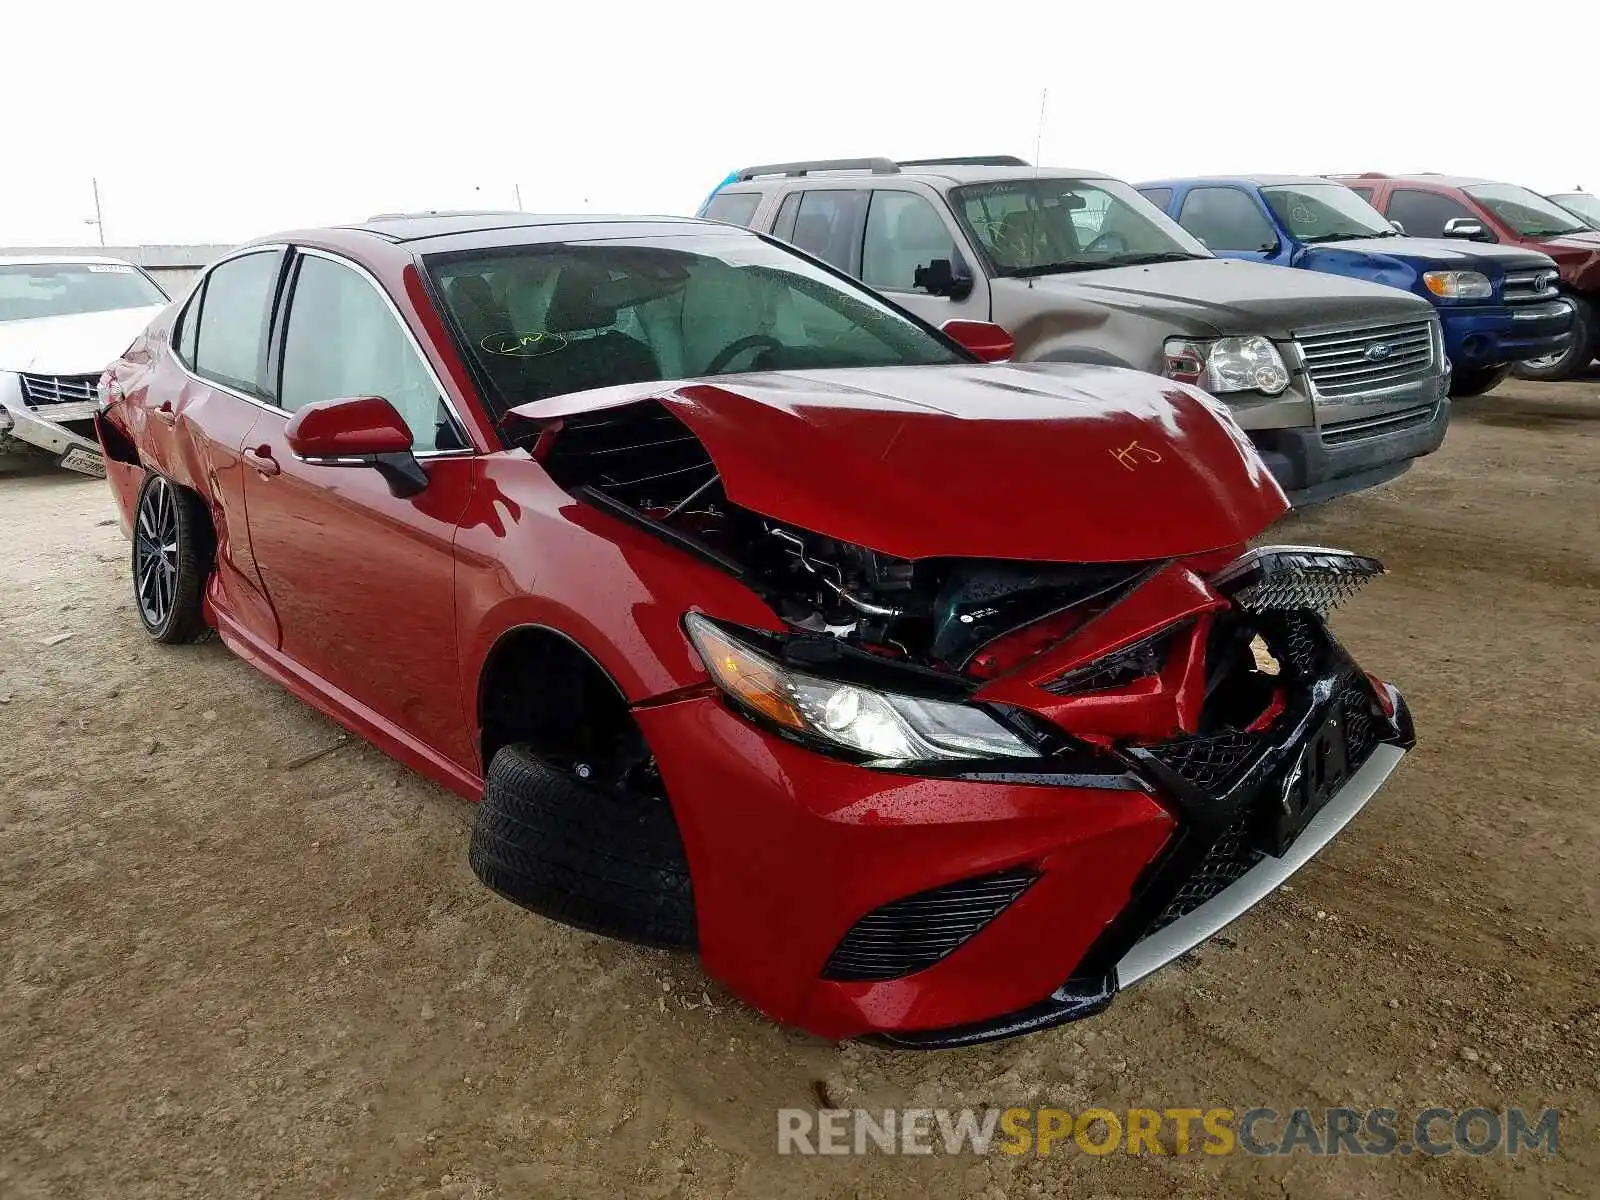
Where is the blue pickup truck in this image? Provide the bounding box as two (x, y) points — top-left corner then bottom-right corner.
(1138, 175), (1572, 396)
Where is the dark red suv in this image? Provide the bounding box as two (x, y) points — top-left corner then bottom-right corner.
(95, 213), (1414, 1046)
(1333, 173), (1600, 379)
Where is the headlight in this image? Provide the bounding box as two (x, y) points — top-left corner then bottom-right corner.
(1163, 335), (1290, 396)
(683, 613), (1037, 762)
(1422, 270), (1492, 300)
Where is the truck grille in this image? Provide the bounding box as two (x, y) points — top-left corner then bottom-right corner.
(1501, 269), (1560, 305)
(1297, 320), (1437, 398)
(19, 373), (99, 408)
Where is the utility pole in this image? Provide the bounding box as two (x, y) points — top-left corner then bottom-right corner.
(514, 183), (524, 212)
(85, 177), (106, 246)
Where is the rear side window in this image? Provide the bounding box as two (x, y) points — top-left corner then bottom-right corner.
(701, 191), (762, 227)
(173, 291), (200, 367)
(1177, 187), (1277, 252)
(193, 250), (282, 397)
(789, 190), (869, 272)
(1137, 187), (1173, 212)
(772, 192), (802, 241)
(862, 191), (961, 293)
(1384, 189), (1482, 239)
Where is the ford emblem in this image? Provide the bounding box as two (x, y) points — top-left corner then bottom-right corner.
(1364, 342), (1394, 362)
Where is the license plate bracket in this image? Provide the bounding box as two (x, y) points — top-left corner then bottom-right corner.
(1261, 710), (1350, 856)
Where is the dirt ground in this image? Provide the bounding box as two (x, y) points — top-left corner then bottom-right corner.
(2, 376), (1596, 1199)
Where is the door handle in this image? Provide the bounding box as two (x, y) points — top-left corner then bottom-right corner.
(154, 400), (176, 426)
(243, 445), (281, 477)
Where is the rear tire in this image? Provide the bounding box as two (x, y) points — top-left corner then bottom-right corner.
(131, 472), (213, 644)
(1448, 364), (1511, 397)
(1513, 294), (1595, 381)
(469, 741), (697, 950)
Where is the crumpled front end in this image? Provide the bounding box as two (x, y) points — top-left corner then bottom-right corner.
(523, 372), (1412, 1044)
(0, 370), (105, 475)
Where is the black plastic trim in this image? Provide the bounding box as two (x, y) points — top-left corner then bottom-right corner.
(868, 974), (1116, 1050)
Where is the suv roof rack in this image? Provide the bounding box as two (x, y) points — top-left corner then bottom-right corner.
(733, 158), (900, 181)
(732, 155), (1032, 182)
(898, 155), (1030, 167)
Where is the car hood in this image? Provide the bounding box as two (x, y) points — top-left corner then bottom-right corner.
(1012, 257), (1429, 337)
(0, 305), (163, 375)
(514, 362), (1288, 562)
(1301, 236), (1555, 271)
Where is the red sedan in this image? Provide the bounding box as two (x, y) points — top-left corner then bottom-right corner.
(95, 213), (1413, 1046)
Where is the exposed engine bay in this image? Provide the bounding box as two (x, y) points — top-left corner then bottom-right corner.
(535, 400), (1154, 679)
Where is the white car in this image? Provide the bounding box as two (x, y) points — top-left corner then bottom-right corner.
(0, 255), (169, 476)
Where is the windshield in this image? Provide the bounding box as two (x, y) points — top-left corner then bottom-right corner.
(425, 233), (963, 414)
(1261, 183), (1396, 242)
(950, 177), (1210, 277)
(1548, 192), (1600, 229)
(0, 262), (167, 324)
(1463, 184), (1587, 237)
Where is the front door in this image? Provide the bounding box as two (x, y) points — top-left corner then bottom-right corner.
(240, 248), (477, 769)
(859, 188), (991, 327)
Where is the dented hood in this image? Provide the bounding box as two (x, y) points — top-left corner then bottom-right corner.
(514, 362), (1288, 562)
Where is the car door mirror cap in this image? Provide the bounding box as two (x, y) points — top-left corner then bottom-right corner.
(284, 395), (428, 497)
(1390, 219), (1406, 235)
(941, 319), (1015, 363)
(1443, 218), (1486, 241)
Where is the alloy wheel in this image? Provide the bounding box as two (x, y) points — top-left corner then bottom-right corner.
(134, 476), (180, 629)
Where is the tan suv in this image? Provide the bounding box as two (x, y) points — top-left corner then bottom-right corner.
(702, 156), (1450, 506)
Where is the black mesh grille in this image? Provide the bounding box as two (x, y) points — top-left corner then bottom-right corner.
(1282, 614), (1322, 675)
(1146, 815), (1264, 936)
(1340, 679), (1383, 769)
(1146, 728), (1265, 793)
(822, 868), (1037, 982)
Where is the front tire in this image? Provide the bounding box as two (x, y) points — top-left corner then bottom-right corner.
(1448, 364), (1511, 398)
(469, 741), (697, 950)
(1513, 295), (1595, 381)
(132, 473), (212, 644)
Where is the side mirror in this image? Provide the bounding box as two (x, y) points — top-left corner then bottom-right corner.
(941, 319), (1015, 362)
(1442, 217), (1487, 241)
(285, 395), (428, 497)
(913, 257), (975, 301)
(1390, 219), (1406, 235)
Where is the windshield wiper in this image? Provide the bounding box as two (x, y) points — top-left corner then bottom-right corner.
(1525, 228), (1580, 238)
(1301, 231), (1389, 243)
(1004, 261), (1109, 278)
(1101, 251), (1207, 266)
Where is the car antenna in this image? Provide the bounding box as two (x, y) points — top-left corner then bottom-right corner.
(1030, 87), (1047, 290)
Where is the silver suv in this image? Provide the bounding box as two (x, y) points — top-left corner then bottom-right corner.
(704, 156), (1450, 506)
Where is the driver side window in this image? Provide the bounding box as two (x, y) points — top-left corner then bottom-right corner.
(1178, 188), (1277, 253)
(861, 191), (962, 293)
(279, 254), (463, 452)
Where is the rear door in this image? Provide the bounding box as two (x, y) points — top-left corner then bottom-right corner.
(164, 247), (288, 649)
(240, 247), (478, 769)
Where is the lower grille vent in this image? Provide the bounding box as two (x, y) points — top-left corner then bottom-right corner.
(822, 867), (1037, 982)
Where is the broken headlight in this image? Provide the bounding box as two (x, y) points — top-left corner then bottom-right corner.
(1212, 545), (1385, 615)
(684, 613), (1036, 762)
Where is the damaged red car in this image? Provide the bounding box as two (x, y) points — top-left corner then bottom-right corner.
(95, 214), (1414, 1047)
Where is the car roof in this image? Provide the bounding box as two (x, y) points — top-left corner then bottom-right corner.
(1327, 173), (1498, 190)
(334, 212), (714, 244)
(724, 165), (1109, 190)
(1138, 174), (1340, 190)
(0, 253), (142, 268)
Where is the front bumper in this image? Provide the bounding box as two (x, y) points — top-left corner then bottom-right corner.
(1248, 392), (1449, 507)
(0, 374), (103, 467)
(636, 663), (1412, 1045)
(1440, 300), (1574, 368)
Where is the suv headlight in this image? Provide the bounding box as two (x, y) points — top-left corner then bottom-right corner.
(1422, 270), (1492, 300)
(1163, 335), (1290, 396)
(684, 613), (1036, 762)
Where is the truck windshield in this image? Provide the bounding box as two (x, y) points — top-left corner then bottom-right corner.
(1261, 183), (1396, 243)
(1464, 184), (1587, 238)
(0, 263), (168, 324)
(950, 178), (1210, 277)
(1547, 193), (1600, 229)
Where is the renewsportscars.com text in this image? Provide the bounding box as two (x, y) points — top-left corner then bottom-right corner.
(777, 1106), (1560, 1157)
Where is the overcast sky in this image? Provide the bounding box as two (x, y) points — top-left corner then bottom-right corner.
(5, 0), (1595, 247)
